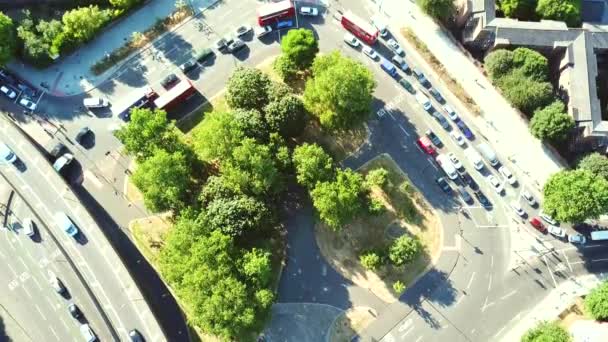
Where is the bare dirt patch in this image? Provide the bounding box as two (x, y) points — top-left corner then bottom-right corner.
(329, 307), (377, 342)
(315, 154), (442, 303)
(301, 120), (369, 162)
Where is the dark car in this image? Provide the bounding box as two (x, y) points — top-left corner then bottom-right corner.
(195, 48), (214, 63)
(50, 142), (67, 160)
(433, 112), (451, 130)
(425, 130), (442, 147)
(475, 191), (492, 208)
(68, 303), (82, 319)
(228, 39), (246, 53)
(129, 329), (145, 342)
(160, 73), (180, 89)
(412, 68), (431, 88)
(457, 187), (473, 204)
(456, 121), (474, 140)
(179, 59), (198, 73)
(75, 127), (91, 144)
(435, 177), (451, 193)
(429, 88), (444, 103)
(398, 79), (415, 94)
(215, 38), (228, 51)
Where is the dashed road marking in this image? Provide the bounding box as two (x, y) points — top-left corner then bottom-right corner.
(399, 124), (410, 136)
(35, 304), (47, 321)
(466, 272), (476, 289)
(49, 326), (59, 340)
(562, 251), (574, 272)
(542, 255), (558, 287)
(500, 290), (517, 300)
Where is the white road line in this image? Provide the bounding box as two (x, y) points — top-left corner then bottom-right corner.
(49, 326), (59, 340)
(399, 124), (410, 136)
(388, 112), (396, 120)
(592, 258), (608, 262)
(543, 255), (558, 287)
(18, 256), (29, 270)
(22, 284), (33, 299)
(60, 316), (70, 333)
(7, 262), (18, 276)
(488, 275), (493, 291)
(35, 304), (47, 321)
(414, 336), (422, 342)
(495, 325), (507, 338)
(490, 255), (494, 269)
(562, 251), (574, 272)
(466, 272), (476, 289)
(400, 326), (414, 339)
(500, 290), (517, 300)
(31, 275), (43, 291)
(481, 297), (495, 312)
(570, 260), (585, 265)
(427, 158), (439, 171)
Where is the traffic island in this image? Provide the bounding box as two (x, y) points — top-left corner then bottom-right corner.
(328, 307), (378, 342)
(315, 154), (441, 303)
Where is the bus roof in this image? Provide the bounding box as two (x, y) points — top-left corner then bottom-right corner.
(154, 80), (193, 109)
(342, 11), (378, 36)
(257, 0), (293, 17)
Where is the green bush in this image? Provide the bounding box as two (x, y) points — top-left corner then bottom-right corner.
(365, 168), (389, 188)
(529, 101), (574, 141)
(417, 0), (456, 22)
(393, 280), (406, 294)
(585, 280), (608, 321)
(360, 251), (382, 271)
(500, 0), (537, 20)
(497, 70), (554, 114)
(536, 0), (581, 27)
(389, 235), (422, 266)
(367, 197), (385, 216)
(521, 321), (571, 342)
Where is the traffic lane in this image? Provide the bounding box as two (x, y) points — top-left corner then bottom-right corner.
(0, 124), (159, 341)
(2, 181), (115, 340)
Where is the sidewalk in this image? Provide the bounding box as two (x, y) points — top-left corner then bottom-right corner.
(6, 0), (218, 97)
(376, 0), (564, 187)
(499, 273), (607, 341)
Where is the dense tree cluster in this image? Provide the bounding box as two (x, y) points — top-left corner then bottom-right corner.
(273, 28), (318, 82)
(529, 101), (574, 141)
(417, 0), (456, 22)
(498, 0), (581, 27)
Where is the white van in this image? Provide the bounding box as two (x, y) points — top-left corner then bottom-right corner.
(591, 230), (608, 241)
(464, 147), (484, 170)
(477, 143), (498, 166)
(415, 92), (432, 111)
(83, 97), (109, 108)
(436, 154), (458, 180)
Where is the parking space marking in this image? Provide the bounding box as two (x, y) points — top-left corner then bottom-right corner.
(399, 124), (410, 136)
(542, 255), (558, 287)
(49, 326), (59, 340)
(500, 290), (517, 300)
(487, 275), (493, 291)
(562, 251), (574, 272)
(35, 304), (47, 321)
(466, 272), (476, 289)
(591, 258), (608, 262)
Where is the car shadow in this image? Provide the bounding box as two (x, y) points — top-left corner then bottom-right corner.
(13, 159), (27, 172)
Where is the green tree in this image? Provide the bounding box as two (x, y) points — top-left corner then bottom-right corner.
(484, 49), (515, 81)
(513, 47), (549, 81)
(0, 12), (16, 65)
(521, 321), (572, 342)
(543, 169), (608, 223)
(578, 153), (608, 180)
(204, 195), (271, 237)
(499, 0), (537, 21)
(193, 111), (244, 161)
(199, 175), (238, 206)
(132, 149), (193, 213)
(62, 6), (110, 44)
(226, 66), (271, 111)
(292, 143), (335, 189)
(529, 101), (574, 141)
(311, 169), (366, 229)
(223, 138), (282, 196)
(584, 280), (608, 321)
(360, 251), (382, 271)
(264, 95), (307, 139)
(365, 168), (389, 188)
(417, 0), (456, 22)
(240, 248), (273, 286)
(254, 288), (275, 309)
(389, 235), (422, 266)
(233, 108), (269, 142)
(498, 71), (554, 114)
(536, 0), (581, 27)
(267, 81), (293, 103)
(304, 51), (376, 131)
(280, 28), (319, 69)
(37, 19), (64, 57)
(273, 54), (299, 83)
(116, 107), (182, 161)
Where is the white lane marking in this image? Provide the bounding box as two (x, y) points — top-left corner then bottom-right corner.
(488, 275), (493, 291)
(495, 325), (507, 338)
(7, 262), (18, 276)
(490, 255), (494, 269)
(83, 170), (103, 188)
(49, 326), (59, 340)
(22, 284), (33, 299)
(500, 290), (517, 300)
(35, 304), (47, 321)
(481, 297), (495, 312)
(400, 325), (414, 339)
(414, 337), (423, 342)
(60, 316), (70, 334)
(31, 273), (43, 291)
(570, 261), (585, 265)
(592, 258), (608, 262)
(399, 124), (410, 136)
(466, 272), (476, 289)
(45, 297), (57, 311)
(427, 157), (439, 171)
(542, 255), (558, 288)
(397, 319), (412, 332)
(18, 256), (29, 270)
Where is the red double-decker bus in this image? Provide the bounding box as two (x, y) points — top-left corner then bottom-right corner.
(341, 11), (379, 45)
(257, 0), (295, 26)
(153, 80), (196, 111)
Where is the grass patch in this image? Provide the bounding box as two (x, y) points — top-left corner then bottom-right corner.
(300, 120), (368, 162)
(401, 28), (480, 115)
(130, 215), (171, 267)
(178, 94), (228, 134)
(315, 154), (441, 303)
(91, 6), (193, 76)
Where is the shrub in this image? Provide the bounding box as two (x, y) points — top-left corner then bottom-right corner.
(389, 235), (422, 266)
(365, 168), (389, 188)
(367, 197), (385, 216)
(360, 251), (382, 271)
(393, 280), (406, 294)
(521, 321), (571, 342)
(585, 280), (608, 321)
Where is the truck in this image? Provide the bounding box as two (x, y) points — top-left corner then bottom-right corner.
(153, 79), (196, 111)
(464, 147), (484, 170)
(477, 143), (498, 166)
(436, 154), (458, 180)
(117, 87), (158, 122)
(591, 230), (608, 241)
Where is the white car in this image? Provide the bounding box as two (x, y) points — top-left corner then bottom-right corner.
(443, 104), (458, 121)
(522, 190), (536, 206)
(300, 6), (319, 16)
(568, 233), (587, 244)
(539, 211), (558, 225)
(488, 175), (504, 194)
(362, 46), (378, 59)
(23, 218), (35, 237)
(447, 152), (463, 169)
(0, 85), (16, 99)
(0, 142), (17, 164)
(450, 132), (465, 147)
(387, 38), (404, 56)
(548, 225), (566, 239)
(510, 201), (525, 217)
(80, 324), (97, 342)
(254, 25), (272, 38)
(19, 97), (37, 111)
(343, 33), (360, 48)
(499, 166), (517, 185)
(83, 97), (109, 108)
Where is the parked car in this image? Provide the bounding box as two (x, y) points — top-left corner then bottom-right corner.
(412, 68), (431, 87)
(433, 112), (450, 130)
(475, 191), (492, 208)
(456, 120), (474, 140)
(529, 217), (547, 234)
(499, 166), (517, 185)
(425, 130), (442, 147)
(160, 73), (180, 89)
(228, 39), (246, 52)
(69, 303), (83, 319)
(363, 46), (378, 60)
(0, 142), (17, 164)
(568, 233), (587, 245)
(539, 211), (558, 226)
(254, 25), (272, 38)
(522, 190), (536, 206)
(23, 218), (35, 238)
(83, 97), (109, 108)
(49, 273), (66, 294)
(19, 97), (37, 111)
(429, 88), (444, 103)
(391, 55), (409, 72)
(75, 127), (91, 145)
(465, 175), (480, 193)
(457, 187), (473, 204)
(487, 175), (504, 194)
(447, 152), (463, 169)
(300, 6), (319, 16)
(398, 79), (415, 94)
(53, 153), (74, 173)
(195, 48), (214, 63)
(55, 212), (78, 237)
(435, 177), (451, 193)
(548, 225), (566, 239)
(80, 324), (97, 342)
(510, 201), (525, 217)
(180, 59), (198, 73)
(129, 329), (144, 342)
(450, 131), (465, 147)
(343, 33), (360, 48)
(387, 38), (404, 56)
(443, 104), (458, 121)
(235, 25), (252, 37)
(0, 85), (16, 99)
(49, 142), (67, 160)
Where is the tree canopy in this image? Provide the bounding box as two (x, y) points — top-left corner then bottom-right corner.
(584, 280), (608, 321)
(389, 235), (422, 266)
(131, 149), (193, 213)
(193, 111), (245, 161)
(543, 169), (608, 223)
(240, 248), (273, 287)
(62, 6), (110, 44)
(292, 143), (335, 189)
(233, 108), (269, 142)
(280, 28), (319, 69)
(578, 153), (608, 180)
(497, 70), (554, 115)
(484, 49), (515, 80)
(513, 47), (549, 82)
(536, 0), (581, 27)
(499, 0), (538, 21)
(264, 94), (307, 139)
(529, 101), (574, 141)
(417, 0), (456, 22)
(304, 51), (376, 131)
(226, 66), (271, 111)
(521, 321), (572, 342)
(311, 169), (366, 229)
(0, 12), (16, 65)
(203, 195), (271, 237)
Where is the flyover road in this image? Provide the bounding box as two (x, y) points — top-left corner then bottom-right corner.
(0, 115), (166, 341)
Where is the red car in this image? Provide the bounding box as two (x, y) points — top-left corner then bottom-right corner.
(529, 217), (547, 234)
(417, 136), (436, 156)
